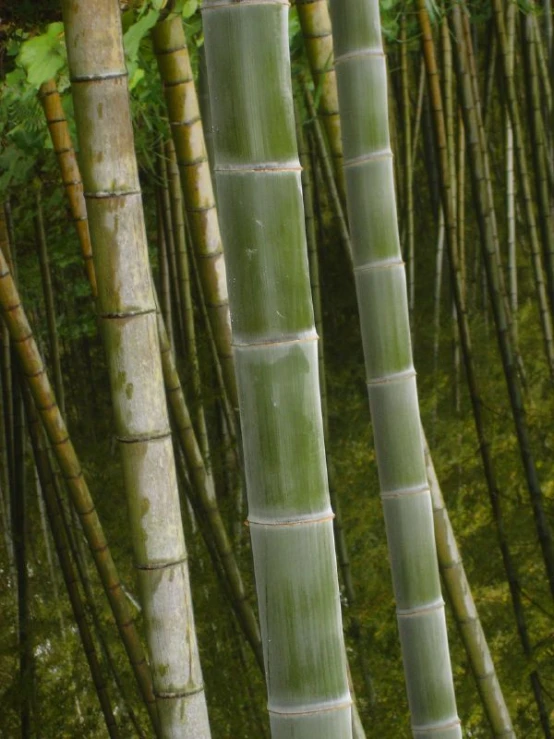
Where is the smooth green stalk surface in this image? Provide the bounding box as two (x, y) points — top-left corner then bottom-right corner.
(328, 1), (461, 736)
(203, 3), (351, 737)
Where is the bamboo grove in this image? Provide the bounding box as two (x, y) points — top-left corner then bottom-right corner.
(2, 0), (554, 736)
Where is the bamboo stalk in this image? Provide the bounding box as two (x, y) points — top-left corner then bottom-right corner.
(61, 1), (210, 734)
(296, 0), (346, 204)
(152, 15), (237, 412)
(203, 2), (352, 735)
(39, 80), (97, 298)
(423, 433), (515, 738)
(24, 384), (121, 739)
(0, 237), (159, 733)
(329, 2), (461, 735)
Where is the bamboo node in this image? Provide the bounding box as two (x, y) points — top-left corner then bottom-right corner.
(397, 597), (445, 618)
(366, 367), (416, 386)
(247, 510), (334, 527)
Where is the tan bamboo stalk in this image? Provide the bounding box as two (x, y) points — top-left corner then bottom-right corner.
(165, 138), (210, 465)
(411, 59), (426, 172)
(35, 187), (65, 417)
(296, 0), (346, 204)
(158, 142), (184, 350)
(303, 82), (353, 269)
(24, 385), (121, 739)
(36, 64), (255, 679)
(156, 190), (173, 349)
(38, 80), (97, 298)
(457, 116), (466, 302)
(152, 15), (237, 411)
(0, 250), (159, 733)
(62, 0), (210, 732)
(491, 0), (554, 377)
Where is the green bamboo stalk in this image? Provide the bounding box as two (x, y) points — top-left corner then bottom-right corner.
(400, 15), (415, 320)
(24, 384), (121, 739)
(451, 2), (554, 602)
(296, 102), (374, 712)
(35, 187), (65, 418)
(491, 0), (554, 378)
(152, 15), (237, 412)
(0, 238), (159, 733)
(39, 79), (97, 298)
(61, 1), (210, 734)
(203, 2), (352, 736)
(329, 2), (461, 735)
(296, 0), (347, 204)
(423, 433), (515, 738)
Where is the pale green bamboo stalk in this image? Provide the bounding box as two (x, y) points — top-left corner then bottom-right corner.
(329, 2), (461, 736)
(61, 1), (210, 734)
(203, 2), (352, 736)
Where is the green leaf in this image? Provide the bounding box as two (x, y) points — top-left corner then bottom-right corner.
(123, 9), (160, 62)
(17, 23), (67, 89)
(182, 0), (198, 19)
